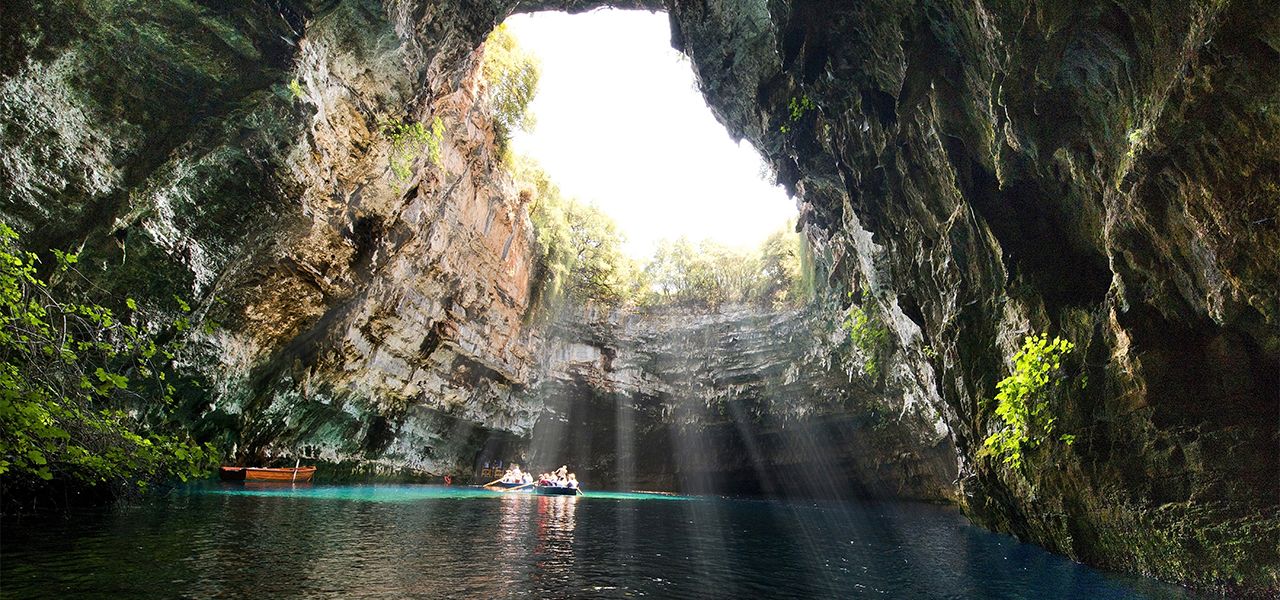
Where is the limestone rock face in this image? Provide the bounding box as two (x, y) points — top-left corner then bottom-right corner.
(2, 0), (542, 476)
(654, 0), (1279, 594)
(526, 302), (957, 499)
(3, 0), (1277, 595)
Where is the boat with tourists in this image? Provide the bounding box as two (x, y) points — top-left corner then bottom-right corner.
(534, 484), (582, 496)
(523, 466), (583, 495)
(219, 465), (316, 482)
(482, 464), (584, 495)
(482, 464), (534, 491)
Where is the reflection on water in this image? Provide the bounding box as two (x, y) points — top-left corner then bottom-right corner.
(0, 484), (1202, 599)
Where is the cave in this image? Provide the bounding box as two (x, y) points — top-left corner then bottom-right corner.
(1, 0), (1277, 597)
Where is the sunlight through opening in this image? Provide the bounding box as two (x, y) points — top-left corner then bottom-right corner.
(504, 9), (795, 260)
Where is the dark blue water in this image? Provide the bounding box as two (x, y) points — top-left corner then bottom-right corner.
(0, 483), (1199, 599)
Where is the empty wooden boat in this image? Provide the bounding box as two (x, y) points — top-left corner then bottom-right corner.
(219, 466), (316, 482)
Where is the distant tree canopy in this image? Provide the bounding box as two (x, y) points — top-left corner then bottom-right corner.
(643, 229), (811, 309)
(480, 24), (540, 154)
(511, 157), (641, 312)
(485, 27), (813, 313)
(511, 157), (814, 313)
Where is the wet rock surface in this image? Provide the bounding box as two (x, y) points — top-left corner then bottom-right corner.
(526, 302), (956, 500)
(2, 0), (1277, 594)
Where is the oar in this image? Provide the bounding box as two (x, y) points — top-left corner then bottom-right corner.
(292, 458), (300, 482)
(507, 483), (534, 492)
(482, 478), (504, 487)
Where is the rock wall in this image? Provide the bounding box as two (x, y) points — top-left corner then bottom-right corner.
(2, 0), (542, 476)
(654, 0), (1279, 594)
(524, 302), (956, 499)
(3, 0), (1277, 595)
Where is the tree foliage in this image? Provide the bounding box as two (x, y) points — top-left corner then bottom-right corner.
(642, 228), (808, 309)
(982, 333), (1076, 471)
(480, 23), (540, 154)
(382, 116), (445, 180)
(0, 224), (215, 506)
(512, 157), (640, 311)
(512, 158), (813, 313)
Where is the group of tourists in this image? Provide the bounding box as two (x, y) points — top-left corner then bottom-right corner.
(493, 464), (579, 489)
(497, 465), (534, 485)
(537, 465), (579, 489)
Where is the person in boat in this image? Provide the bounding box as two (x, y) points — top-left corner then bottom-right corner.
(567, 473), (579, 489)
(521, 471), (533, 485)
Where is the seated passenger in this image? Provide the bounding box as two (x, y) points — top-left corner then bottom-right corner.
(567, 474), (579, 489)
(522, 472), (533, 485)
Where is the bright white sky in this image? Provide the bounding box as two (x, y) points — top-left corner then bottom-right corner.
(504, 9), (795, 260)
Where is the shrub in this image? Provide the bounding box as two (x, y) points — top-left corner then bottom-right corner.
(780, 94), (816, 133)
(382, 116), (445, 180)
(982, 333), (1076, 471)
(0, 224), (215, 506)
(844, 302), (889, 377)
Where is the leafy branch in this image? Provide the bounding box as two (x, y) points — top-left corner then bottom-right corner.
(0, 224), (215, 503)
(981, 333), (1076, 471)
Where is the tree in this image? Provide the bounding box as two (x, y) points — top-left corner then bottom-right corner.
(512, 157), (638, 312)
(758, 222), (803, 306)
(480, 24), (540, 154)
(510, 158), (816, 312)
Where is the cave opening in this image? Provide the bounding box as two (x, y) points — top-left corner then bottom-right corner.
(462, 9), (873, 500)
(502, 9), (795, 261)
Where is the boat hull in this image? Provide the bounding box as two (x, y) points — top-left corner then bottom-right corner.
(483, 481), (532, 492)
(219, 466), (316, 482)
(534, 485), (581, 496)
(488, 481), (526, 489)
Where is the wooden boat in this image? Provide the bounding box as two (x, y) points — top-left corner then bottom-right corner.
(483, 481), (533, 492)
(219, 466), (316, 482)
(485, 480), (527, 489)
(534, 484), (582, 496)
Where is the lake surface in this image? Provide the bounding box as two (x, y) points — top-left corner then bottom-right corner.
(1, 483), (1200, 599)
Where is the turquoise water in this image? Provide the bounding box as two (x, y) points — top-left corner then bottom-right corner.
(189, 482), (687, 502)
(1, 483), (1202, 599)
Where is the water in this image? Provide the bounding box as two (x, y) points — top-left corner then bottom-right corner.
(1, 483), (1200, 599)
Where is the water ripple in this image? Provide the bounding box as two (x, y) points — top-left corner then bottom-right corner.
(1, 484), (1202, 599)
